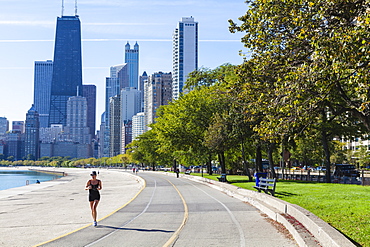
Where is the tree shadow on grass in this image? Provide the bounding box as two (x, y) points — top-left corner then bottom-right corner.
(279, 180), (322, 184)
(274, 191), (299, 198)
(228, 180), (253, 184)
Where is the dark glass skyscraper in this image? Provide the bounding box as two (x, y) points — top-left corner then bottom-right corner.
(82, 85), (96, 138)
(49, 15), (82, 126)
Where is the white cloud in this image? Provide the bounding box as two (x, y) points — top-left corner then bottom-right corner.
(0, 40), (53, 43)
(83, 22), (167, 26)
(0, 20), (54, 26)
(0, 20), (168, 27)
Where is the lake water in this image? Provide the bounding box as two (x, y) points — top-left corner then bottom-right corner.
(0, 170), (62, 191)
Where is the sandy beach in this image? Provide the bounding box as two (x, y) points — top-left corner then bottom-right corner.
(0, 167), (143, 247)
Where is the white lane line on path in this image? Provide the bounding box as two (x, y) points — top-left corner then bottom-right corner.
(84, 179), (157, 247)
(187, 181), (246, 247)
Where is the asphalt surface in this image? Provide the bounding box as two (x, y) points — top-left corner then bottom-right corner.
(38, 172), (297, 247)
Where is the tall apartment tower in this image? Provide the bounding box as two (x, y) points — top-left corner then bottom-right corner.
(139, 71), (148, 112)
(120, 87), (141, 151)
(120, 87), (142, 122)
(65, 96), (91, 144)
(172, 17), (198, 100)
(125, 42), (139, 89)
(24, 105), (40, 160)
(82, 85), (96, 138)
(0, 117), (9, 140)
(34, 60), (53, 128)
(98, 112), (106, 158)
(102, 64), (128, 157)
(109, 95), (121, 157)
(132, 112), (145, 140)
(121, 120), (132, 154)
(105, 64), (128, 123)
(49, 15), (82, 126)
(144, 72), (172, 129)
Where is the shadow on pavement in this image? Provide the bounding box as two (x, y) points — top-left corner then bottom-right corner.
(98, 225), (175, 233)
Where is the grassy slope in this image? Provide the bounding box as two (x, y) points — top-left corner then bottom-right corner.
(185, 173), (370, 246)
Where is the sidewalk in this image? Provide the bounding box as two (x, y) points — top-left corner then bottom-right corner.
(0, 168), (143, 247)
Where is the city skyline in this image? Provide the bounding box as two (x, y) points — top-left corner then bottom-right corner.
(0, 0), (248, 127)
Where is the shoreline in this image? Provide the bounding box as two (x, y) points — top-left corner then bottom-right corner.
(28, 168), (67, 177)
(0, 166), (66, 193)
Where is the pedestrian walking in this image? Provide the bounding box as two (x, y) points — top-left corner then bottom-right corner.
(86, 171), (102, 227)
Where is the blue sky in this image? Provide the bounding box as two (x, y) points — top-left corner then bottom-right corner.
(0, 0), (248, 128)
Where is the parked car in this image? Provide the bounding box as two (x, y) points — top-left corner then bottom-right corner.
(333, 164), (359, 177)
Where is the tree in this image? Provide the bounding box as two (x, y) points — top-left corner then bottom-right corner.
(126, 130), (171, 170)
(153, 86), (226, 171)
(229, 0), (370, 180)
(204, 113), (231, 174)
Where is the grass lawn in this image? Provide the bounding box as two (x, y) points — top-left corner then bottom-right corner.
(185, 173), (370, 246)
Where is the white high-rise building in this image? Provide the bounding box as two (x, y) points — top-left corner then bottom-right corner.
(172, 16), (198, 100)
(120, 87), (142, 122)
(120, 87), (141, 152)
(132, 112), (145, 140)
(65, 96), (91, 144)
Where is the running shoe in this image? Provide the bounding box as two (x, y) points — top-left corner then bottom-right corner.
(93, 221), (97, 227)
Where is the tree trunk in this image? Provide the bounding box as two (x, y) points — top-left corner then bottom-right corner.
(218, 152), (226, 174)
(321, 129), (332, 183)
(268, 142), (277, 178)
(173, 159), (177, 171)
(207, 155), (213, 175)
(241, 141), (253, 181)
(321, 110), (332, 183)
(256, 145), (263, 172)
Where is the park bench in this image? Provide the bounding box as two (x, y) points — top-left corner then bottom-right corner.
(253, 177), (277, 196)
(217, 173), (228, 182)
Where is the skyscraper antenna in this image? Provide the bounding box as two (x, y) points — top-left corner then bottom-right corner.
(61, 0), (64, 16)
(75, 0), (78, 16)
